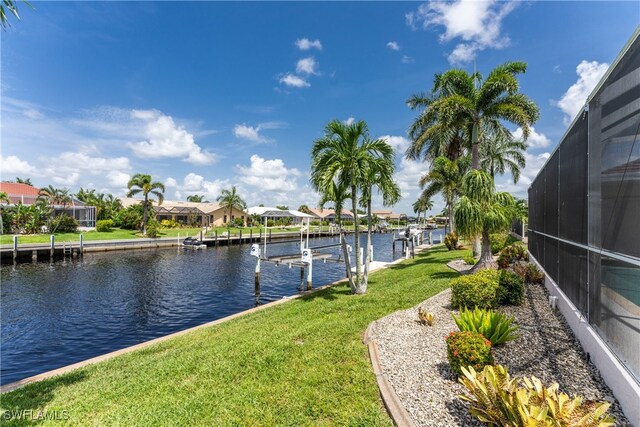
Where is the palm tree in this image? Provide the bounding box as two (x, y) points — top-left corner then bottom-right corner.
(480, 131), (526, 183)
(360, 146), (400, 289)
(413, 193), (434, 226)
(318, 181), (350, 230)
(311, 119), (393, 294)
(297, 204), (311, 214)
(419, 156), (469, 234)
(15, 177), (32, 186)
(126, 173), (165, 235)
(1, 0), (32, 29)
(216, 186), (246, 231)
(454, 170), (516, 271)
(186, 194), (206, 203)
(409, 63), (539, 170)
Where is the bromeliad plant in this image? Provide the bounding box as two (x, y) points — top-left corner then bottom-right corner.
(452, 307), (519, 346)
(459, 365), (616, 427)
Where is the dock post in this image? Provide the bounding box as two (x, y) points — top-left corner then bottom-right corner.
(227, 231), (230, 246)
(79, 234), (84, 256)
(13, 235), (18, 261)
(269, 229), (272, 242)
(32, 250), (37, 262)
(250, 229), (253, 242)
(50, 234), (55, 259)
(306, 258), (313, 291)
(254, 256), (261, 304)
(370, 245), (374, 262)
(239, 230), (242, 244)
(200, 230), (203, 241)
(215, 232), (218, 247)
(300, 266), (305, 290)
(428, 231), (432, 245)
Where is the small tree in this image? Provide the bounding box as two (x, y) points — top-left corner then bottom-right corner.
(216, 186), (247, 232)
(454, 170), (516, 271)
(126, 174), (165, 235)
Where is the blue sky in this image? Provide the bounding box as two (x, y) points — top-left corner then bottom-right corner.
(2, 1), (639, 215)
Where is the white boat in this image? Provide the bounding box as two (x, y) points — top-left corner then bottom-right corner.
(181, 237), (207, 250)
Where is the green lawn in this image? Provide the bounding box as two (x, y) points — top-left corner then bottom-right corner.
(0, 246), (464, 426)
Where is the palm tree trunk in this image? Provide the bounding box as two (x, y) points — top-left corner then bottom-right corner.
(351, 185), (363, 294)
(142, 194), (149, 235)
(448, 200), (454, 236)
(363, 191), (372, 289)
(470, 228), (496, 272)
(471, 121), (482, 257)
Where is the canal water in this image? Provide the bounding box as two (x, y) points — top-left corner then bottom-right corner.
(1, 230), (443, 384)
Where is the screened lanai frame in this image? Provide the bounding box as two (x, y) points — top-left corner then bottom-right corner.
(527, 29), (640, 383)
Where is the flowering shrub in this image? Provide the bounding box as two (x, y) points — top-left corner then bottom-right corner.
(497, 243), (528, 269)
(514, 262), (545, 284)
(446, 331), (494, 375)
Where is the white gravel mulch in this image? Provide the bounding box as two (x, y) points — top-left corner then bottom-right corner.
(370, 282), (631, 426)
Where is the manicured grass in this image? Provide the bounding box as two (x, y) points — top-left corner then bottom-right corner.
(1, 246), (466, 426)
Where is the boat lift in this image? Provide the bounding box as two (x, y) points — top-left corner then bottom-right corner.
(250, 213), (352, 302)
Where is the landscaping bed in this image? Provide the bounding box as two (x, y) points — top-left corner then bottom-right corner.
(370, 273), (630, 426)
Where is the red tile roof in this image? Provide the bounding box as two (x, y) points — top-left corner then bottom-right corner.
(0, 182), (40, 196)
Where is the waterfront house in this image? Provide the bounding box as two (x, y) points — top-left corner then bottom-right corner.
(120, 198), (248, 227)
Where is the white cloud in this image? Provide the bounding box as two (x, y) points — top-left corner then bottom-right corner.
(344, 117), (355, 125)
(495, 151), (551, 196)
(387, 41), (400, 51)
(279, 73), (310, 88)
(165, 177), (178, 188)
(296, 57), (319, 75)
(23, 108), (44, 120)
(407, 0), (517, 65)
(49, 152), (131, 173)
(512, 126), (552, 149)
(128, 110), (217, 165)
(106, 171), (131, 188)
(401, 55), (415, 64)
(52, 172), (80, 187)
(236, 154), (301, 192)
(168, 173), (230, 201)
(295, 38), (322, 51)
(557, 60), (609, 125)
(381, 135), (411, 153)
(0, 155), (38, 177)
(394, 157), (428, 194)
(233, 122), (284, 143)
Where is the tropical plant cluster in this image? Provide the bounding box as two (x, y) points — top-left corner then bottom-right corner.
(459, 365), (615, 427)
(446, 331), (495, 375)
(452, 307), (519, 346)
(497, 243), (528, 269)
(490, 232), (519, 255)
(444, 231), (459, 250)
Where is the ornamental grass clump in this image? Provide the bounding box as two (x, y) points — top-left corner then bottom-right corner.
(452, 307), (519, 346)
(450, 269), (500, 309)
(459, 364), (616, 427)
(446, 331), (494, 375)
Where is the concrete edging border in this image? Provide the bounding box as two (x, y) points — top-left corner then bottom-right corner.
(363, 321), (417, 427)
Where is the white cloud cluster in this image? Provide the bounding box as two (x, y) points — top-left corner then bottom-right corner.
(280, 39), (323, 88)
(296, 57), (319, 75)
(511, 126), (552, 149)
(386, 41), (400, 51)
(128, 110), (217, 165)
(407, 0), (517, 65)
(344, 117), (355, 125)
(401, 55), (415, 64)
(495, 150), (551, 196)
(1, 155), (38, 177)
(233, 124), (266, 143)
(295, 38), (322, 51)
(279, 73), (310, 88)
(381, 135), (411, 153)
(164, 173), (230, 201)
(557, 60), (609, 125)
(236, 154), (301, 192)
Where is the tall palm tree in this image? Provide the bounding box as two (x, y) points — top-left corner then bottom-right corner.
(15, 177), (33, 186)
(216, 186), (246, 230)
(360, 147), (400, 290)
(311, 119), (392, 294)
(454, 170), (516, 271)
(480, 131), (526, 183)
(126, 173), (165, 235)
(419, 156), (469, 234)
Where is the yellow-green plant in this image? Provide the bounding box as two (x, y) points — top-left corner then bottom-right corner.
(452, 307), (519, 346)
(459, 365), (616, 427)
(418, 306), (434, 326)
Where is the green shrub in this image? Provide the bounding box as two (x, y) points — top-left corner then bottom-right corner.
(47, 215), (78, 233)
(446, 331), (494, 375)
(514, 262), (545, 285)
(452, 307), (519, 346)
(444, 231), (459, 250)
(96, 219), (114, 232)
(343, 221), (354, 227)
(114, 205), (143, 230)
(497, 270), (524, 305)
(497, 243), (528, 269)
(464, 255), (476, 265)
(160, 219), (180, 229)
(145, 220), (159, 238)
(266, 219), (275, 227)
(451, 270), (500, 309)
(459, 364), (616, 427)
(310, 220), (320, 226)
(234, 217), (245, 227)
